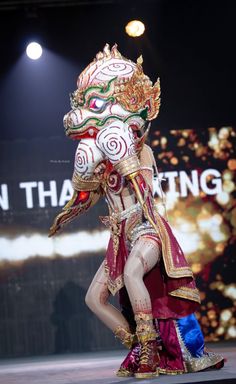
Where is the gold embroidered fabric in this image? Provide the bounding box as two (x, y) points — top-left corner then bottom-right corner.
(174, 319), (224, 372)
(153, 210), (194, 279)
(135, 313), (157, 343)
(185, 352), (224, 372)
(170, 286), (201, 304)
(107, 274), (124, 296)
(159, 368), (185, 375)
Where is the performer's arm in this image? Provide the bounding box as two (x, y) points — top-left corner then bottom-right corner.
(48, 187), (101, 237)
(49, 137), (104, 237)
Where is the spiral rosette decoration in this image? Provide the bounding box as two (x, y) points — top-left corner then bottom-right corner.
(96, 123), (136, 164)
(79, 61), (135, 86)
(74, 139), (104, 178)
(106, 170), (124, 194)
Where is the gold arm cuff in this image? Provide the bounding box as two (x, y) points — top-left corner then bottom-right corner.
(114, 155), (140, 177)
(72, 172), (100, 191)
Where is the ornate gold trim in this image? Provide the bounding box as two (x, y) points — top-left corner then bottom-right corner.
(72, 172), (101, 191)
(114, 155), (140, 177)
(154, 211), (194, 279)
(104, 265), (124, 295)
(135, 313), (153, 322)
(129, 176), (194, 280)
(114, 64), (161, 121)
(137, 332), (157, 343)
(174, 319), (223, 372)
(135, 313), (157, 343)
(49, 189), (101, 237)
(185, 352), (224, 373)
(116, 368), (134, 377)
(159, 368), (184, 375)
(135, 371), (159, 379)
(170, 286), (201, 303)
(114, 325), (135, 349)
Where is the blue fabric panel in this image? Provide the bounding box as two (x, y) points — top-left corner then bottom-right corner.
(177, 314), (204, 357)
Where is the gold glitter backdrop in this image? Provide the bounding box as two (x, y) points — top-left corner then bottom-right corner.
(151, 126), (236, 341)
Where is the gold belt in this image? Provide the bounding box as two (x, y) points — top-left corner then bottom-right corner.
(100, 203), (141, 257)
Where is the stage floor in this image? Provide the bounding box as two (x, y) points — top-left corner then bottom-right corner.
(0, 342), (235, 384)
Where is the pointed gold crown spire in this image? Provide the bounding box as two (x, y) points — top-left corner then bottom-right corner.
(137, 55), (143, 65)
(95, 43), (124, 61)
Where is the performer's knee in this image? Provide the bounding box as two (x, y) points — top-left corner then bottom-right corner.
(85, 288), (94, 311)
(85, 283), (109, 313)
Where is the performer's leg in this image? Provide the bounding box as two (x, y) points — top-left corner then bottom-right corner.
(85, 260), (141, 377)
(124, 236), (160, 314)
(123, 236), (161, 378)
(85, 260), (134, 348)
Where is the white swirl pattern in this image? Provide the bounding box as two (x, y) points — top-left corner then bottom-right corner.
(107, 171), (124, 194)
(90, 59), (135, 83)
(74, 139), (104, 178)
(96, 122), (135, 163)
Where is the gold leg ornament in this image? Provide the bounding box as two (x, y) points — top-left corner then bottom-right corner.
(114, 325), (136, 349)
(134, 313), (160, 379)
(114, 326), (141, 377)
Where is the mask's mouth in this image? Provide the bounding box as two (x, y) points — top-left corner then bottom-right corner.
(63, 114), (80, 138)
(65, 129), (81, 139)
(64, 124), (99, 140)
(63, 113), (82, 138)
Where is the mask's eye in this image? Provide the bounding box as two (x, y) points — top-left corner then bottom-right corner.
(88, 98), (106, 112)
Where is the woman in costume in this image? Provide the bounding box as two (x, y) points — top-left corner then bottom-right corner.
(49, 44), (224, 379)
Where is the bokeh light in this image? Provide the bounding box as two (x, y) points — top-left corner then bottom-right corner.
(152, 125), (236, 341)
(125, 20), (145, 37)
(26, 42), (43, 60)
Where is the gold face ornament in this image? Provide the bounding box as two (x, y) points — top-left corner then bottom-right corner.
(63, 44), (161, 140)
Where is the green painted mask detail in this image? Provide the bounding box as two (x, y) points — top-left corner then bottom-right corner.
(70, 77), (117, 109)
(68, 112), (144, 131)
(140, 107), (148, 120)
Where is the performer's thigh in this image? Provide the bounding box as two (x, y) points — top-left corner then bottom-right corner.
(85, 260), (110, 307)
(125, 236), (161, 278)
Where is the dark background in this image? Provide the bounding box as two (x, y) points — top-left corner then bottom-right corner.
(0, 0), (235, 358)
(0, 0), (235, 142)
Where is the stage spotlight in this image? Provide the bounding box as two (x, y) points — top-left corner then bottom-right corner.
(26, 42), (43, 60)
(125, 20), (145, 37)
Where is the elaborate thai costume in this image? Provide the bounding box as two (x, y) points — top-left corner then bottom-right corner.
(49, 44), (224, 378)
